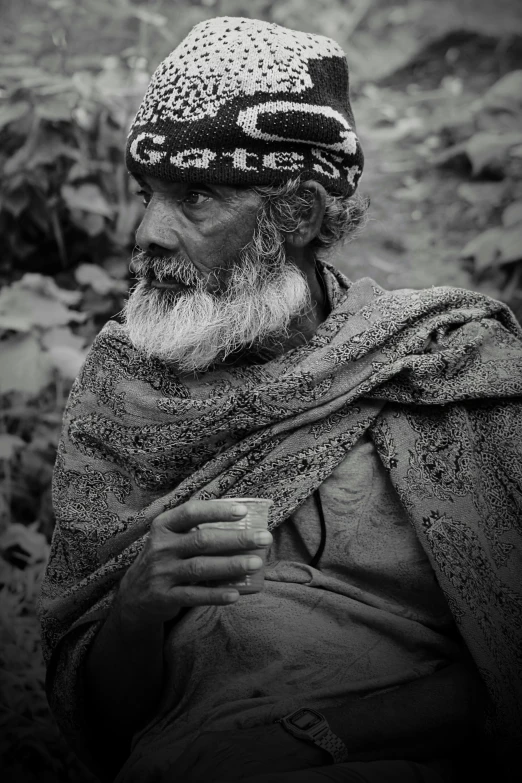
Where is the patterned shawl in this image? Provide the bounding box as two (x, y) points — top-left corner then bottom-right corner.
(39, 261), (522, 769)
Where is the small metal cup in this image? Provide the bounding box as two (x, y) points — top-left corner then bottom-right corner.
(198, 498), (273, 594)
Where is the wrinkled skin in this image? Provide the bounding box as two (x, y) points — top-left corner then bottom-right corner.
(135, 177), (264, 294)
(117, 500), (274, 625)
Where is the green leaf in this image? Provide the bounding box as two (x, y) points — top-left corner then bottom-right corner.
(0, 65), (45, 82)
(42, 326), (86, 352)
(394, 181), (432, 202)
(0, 53), (30, 66)
(35, 98), (73, 122)
(61, 184), (113, 217)
(66, 162), (90, 182)
(82, 213), (106, 237)
(502, 201), (522, 228)
(18, 274), (82, 306)
(39, 326), (87, 380)
(29, 138), (80, 168)
(0, 103), (30, 131)
(497, 225), (522, 264)
(19, 72), (70, 90)
(0, 435), (25, 460)
(102, 256), (129, 280)
(465, 132), (522, 176)
(460, 228), (501, 272)
(478, 70), (522, 116)
(457, 182), (507, 207)
(131, 6), (168, 26)
(3, 135), (39, 177)
(461, 225), (522, 272)
(0, 334), (53, 396)
(0, 522), (49, 564)
(113, 198), (143, 246)
(86, 0), (167, 27)
(47, 345), (86, 380)
(433, 132), (522, 176)
(3, 188), (31, 218)
(0, 276), (85, 331)
(75, 263), (127, 295)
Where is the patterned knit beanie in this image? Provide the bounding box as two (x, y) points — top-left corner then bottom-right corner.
(126, 17), (364, 196)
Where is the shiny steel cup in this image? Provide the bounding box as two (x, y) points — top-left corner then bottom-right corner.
(197, 498), (274, 594)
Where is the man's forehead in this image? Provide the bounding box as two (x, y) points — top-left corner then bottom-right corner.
(131, 173), (259, 200)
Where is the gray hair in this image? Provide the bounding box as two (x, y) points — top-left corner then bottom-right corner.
(252, 176), (369, 252)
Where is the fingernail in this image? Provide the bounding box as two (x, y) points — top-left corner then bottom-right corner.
(254, 531), (272, 545)
(223, 591), (239, 602)
(231, 504), (247, 517)
(246, 556), (263, 571)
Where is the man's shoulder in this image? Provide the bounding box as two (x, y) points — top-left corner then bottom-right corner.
(383, 281), (497, 304)
(87, 319), (129, 355)
(369, 279), (520, 329)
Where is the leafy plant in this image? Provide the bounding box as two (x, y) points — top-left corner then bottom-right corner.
(0, 525), (98, 782)
(431, 70), (522, 318)
(0, 53), (146, 275)
(461, 200), (522, 274)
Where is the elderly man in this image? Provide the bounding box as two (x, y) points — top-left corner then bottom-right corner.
(39, 16), (522, 783)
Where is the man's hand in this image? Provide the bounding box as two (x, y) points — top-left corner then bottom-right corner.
(173, 723), (330, 782)
(116, 500), (273, 627)
(84, 500), (273, 775)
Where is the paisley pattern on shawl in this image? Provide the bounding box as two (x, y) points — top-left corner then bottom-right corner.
(38, 260), (522, 764)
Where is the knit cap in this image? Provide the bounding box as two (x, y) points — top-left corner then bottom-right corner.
(126, 17), (364, 196)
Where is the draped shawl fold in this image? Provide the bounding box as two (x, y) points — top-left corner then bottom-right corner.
(39, 261), (522, 767)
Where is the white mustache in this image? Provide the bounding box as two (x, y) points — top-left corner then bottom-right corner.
(130, 250), (201, 287)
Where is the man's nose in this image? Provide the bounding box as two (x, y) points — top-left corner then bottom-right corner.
(135, 200), (180, 254)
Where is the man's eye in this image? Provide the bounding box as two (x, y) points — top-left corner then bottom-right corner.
(184, 191), (210, 206)
(137, 190), (151, 206)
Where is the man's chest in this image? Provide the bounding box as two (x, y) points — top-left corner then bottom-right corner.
(268, 433), (453, 626)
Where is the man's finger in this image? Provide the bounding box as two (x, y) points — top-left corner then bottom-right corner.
(154, 499), (248, 533)
(168, 584), (241, 606)
(173, 526), (272, 558)
(173, 554), (264, 585)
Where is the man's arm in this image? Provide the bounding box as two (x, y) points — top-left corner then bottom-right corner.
(81, 500), (273, 778)
(169, 660), (487, 782)
(84, 594), (167, 778)
(320, 659), (487, 761)
(171, 660), (488, 782)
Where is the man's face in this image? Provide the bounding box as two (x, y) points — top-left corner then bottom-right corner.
(123, 176), (312, 374)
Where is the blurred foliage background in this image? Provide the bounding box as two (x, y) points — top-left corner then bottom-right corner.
(1, 0), (522, 780)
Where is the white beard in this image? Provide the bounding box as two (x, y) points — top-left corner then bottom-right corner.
(122, 224), (312, 374)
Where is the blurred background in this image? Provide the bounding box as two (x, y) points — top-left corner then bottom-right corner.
(0, 1), (521, 780)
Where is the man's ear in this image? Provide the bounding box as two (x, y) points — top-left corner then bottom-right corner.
(286, 180), (327, 249)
